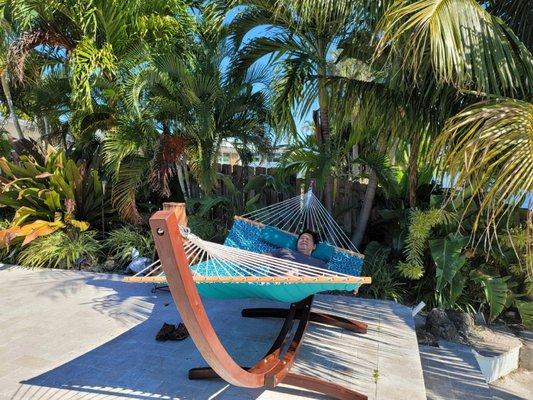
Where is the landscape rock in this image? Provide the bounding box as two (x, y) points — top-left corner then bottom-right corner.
(414, 313), (426, 330)
(425, 308), (459, 342)
(416, 328), (438, 346)
(446, 309), (474, 341)
(474, 311), (487, 326)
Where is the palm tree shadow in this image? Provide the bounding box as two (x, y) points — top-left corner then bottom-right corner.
(9, 277), (340, 399)
(9, 276), (414, 400)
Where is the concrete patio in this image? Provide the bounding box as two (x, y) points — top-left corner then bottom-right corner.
(0, 265), (426, 400)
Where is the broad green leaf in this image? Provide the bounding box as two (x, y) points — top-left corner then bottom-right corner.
(449, 273), (466, 307)
(198, 196), (229, 218)
(0, 194), (21, 208)
(49, 175), (75, 199)
(429, 234), (468, 291)
(477, 275), (510, 322)
(515, 300), (533, 329)
(64, 159), (81, 185)
(244, 193), (262, 213)
(40, 190), (62, 211)
(12, 206), (38, 226)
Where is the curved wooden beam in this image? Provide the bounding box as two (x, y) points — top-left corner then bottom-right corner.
(149, 210), (368, 399)
(150, 211), (268, 388)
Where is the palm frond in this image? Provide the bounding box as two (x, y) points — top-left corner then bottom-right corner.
(487, 0), (532, 50)
(111, 156), (149, 225)
(433, 99), (533, 233)
(377, 0), (533, 98)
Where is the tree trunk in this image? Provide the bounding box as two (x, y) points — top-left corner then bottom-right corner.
(176, 163), (188, 202)
(351, 169), (378, 248)
(351, 144), (359, 179)
(317, 65), (333, 213)
(1, 72), (25, 139)
(182, 160), (192, 199)
(408, 134), (420, 208)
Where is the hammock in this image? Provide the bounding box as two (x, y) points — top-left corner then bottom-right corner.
(125, 187), (369, 303)
(124, 187), (371, 399)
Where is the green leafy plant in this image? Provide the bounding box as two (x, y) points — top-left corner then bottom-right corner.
(397, 208), (448, 279)
(103, 226), (153, 267)
(361, 241), (405, 302)
(18, 230), (101, 269)
(473, 273), (512, 322)
(188, 215), (226, 243)
(187, 172), (292, 234)
(0, 130), (10, 157)
(429, 234), (469, 309)
(0, 144), (110, 246)
(515, 300), (533, 329)
(0, 219), (11, 262)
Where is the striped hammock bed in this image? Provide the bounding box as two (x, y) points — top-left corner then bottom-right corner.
(125, 188), (369, 303)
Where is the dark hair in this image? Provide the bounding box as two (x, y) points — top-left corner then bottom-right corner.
(298, 229), (319, 245)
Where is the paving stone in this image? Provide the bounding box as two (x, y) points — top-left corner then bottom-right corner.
(0, 266), (426, 400)
(420, 343), (494, 400)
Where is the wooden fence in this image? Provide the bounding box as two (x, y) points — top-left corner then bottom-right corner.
(188, 163), (366, 235)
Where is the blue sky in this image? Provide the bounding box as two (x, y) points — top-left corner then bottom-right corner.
(221, 8), (316, 140)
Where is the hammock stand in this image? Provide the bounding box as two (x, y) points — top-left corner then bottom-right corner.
(149, 210), (369, 400)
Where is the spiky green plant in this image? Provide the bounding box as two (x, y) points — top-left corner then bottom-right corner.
(103, 226), (154, 267)
(18, 230), (101, 269)
(397, 209), (446, 279)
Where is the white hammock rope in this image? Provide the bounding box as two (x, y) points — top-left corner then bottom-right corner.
(124, 188), (368, 285)
(242, 188), (359, 253)
(125, 226), (369, 285)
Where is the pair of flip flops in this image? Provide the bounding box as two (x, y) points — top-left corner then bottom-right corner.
(156, 322), (189, 341)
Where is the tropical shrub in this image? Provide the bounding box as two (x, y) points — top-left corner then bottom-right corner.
(187, 172), (292, 236)
(0, 144), (110, 246)
(103, 226), (153, 267)
(382, 191), (532, 325)
(361, 241), (405, 302)
(0, 219), (11, 262)
(0, 130), (11, 157)
(18, 230), (101, 269)
(188, 214), (226, 243)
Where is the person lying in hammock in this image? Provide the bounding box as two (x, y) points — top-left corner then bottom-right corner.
(268, 229), (326, 270)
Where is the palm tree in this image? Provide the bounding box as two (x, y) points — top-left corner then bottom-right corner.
(1, 0), (194, 112)
(102, 7), (274, 223)
(374, 0), (532, 239)
(228, 0), (374, 211)
(0, 21), (24, 139)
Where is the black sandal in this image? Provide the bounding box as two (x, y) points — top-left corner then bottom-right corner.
(168, 322), (189, 341)
(156, 322), (176, 341)
(155, 322), (189, 341)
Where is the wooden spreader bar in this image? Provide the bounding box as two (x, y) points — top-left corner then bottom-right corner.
(150, 211), (368, 400)
(124, 275), (371, 284)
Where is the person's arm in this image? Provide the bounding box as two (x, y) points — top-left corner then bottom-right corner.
(265, 248), (282, 257)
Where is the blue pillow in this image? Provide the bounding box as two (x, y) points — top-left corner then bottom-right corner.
(260, 226), (297, 250)
(312, 242), (335, 262)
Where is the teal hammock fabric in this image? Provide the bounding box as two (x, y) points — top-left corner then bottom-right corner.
(189, 219), (364, 303)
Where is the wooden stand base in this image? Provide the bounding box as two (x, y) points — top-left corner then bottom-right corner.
(149, 211), (368, 400)
(241, 307), (368, 334)
(189, 299), (368, 399)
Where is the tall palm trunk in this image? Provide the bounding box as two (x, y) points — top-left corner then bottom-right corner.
(408, 134), (420, 208)
(351, 169), (378, 248)
(1, 72), (24, 139)
(176, 163), (188, 202)
(317, 65), (333, 212)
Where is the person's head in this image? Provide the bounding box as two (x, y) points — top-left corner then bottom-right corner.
(296, 229), (319, 256)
